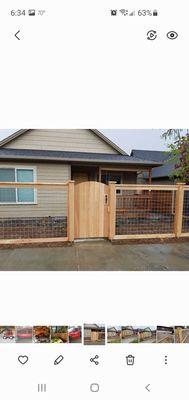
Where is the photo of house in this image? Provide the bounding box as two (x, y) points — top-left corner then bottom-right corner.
(107, 326), (122, 343)
(84, 324), (105, 345)
(0, 129), (188, 271)
(156, 326), (175, 344)
(137, 327), (157, 343)
(121, 326), (139, 343)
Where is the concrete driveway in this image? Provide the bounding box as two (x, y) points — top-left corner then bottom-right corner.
(0, 240), (189, 271)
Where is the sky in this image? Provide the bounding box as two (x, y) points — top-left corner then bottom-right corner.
(0, 128), (170, 154)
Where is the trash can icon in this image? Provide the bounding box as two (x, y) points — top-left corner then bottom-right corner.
(126, 355), (135, 366)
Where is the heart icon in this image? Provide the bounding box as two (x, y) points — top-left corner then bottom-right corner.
(18, 355), (29, 365)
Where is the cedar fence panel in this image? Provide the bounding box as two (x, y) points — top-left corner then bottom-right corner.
(0, 181), (189, 244)
(0, 181), (74, 244)
(112, 183), (189, 240)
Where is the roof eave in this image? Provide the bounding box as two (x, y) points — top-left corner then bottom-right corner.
(0, 153), (161, 167)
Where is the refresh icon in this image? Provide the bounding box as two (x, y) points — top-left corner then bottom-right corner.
(147, 30), (157, 40)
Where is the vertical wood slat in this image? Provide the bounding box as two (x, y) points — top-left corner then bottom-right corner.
(67, 180), (75, 242)
(108, 181), (116, 240)
(99, 167), (102, 183)
(174, 183), (185, 238)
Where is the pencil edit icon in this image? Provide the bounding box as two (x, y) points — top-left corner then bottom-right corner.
(54, 355), (64, 365)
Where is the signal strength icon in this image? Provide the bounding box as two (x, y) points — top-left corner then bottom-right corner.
(119, 9), (128, 16)
(129, 11), (135, 16)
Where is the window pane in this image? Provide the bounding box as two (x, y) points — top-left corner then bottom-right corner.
(17, 188), (34, 203)
(0, 188), (16, 202)
(17, 169), (34, 182)
(0, 168), (15, 182)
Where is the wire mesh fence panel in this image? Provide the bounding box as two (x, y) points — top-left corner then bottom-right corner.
(0, 184), (68, 240)
(182, 190), (189, 234)
(116, 189), (176, 236)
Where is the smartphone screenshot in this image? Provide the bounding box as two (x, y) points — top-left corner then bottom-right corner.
(0, 0), (189, 399)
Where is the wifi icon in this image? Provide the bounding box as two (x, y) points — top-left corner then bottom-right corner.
(119, 9), (128, 16)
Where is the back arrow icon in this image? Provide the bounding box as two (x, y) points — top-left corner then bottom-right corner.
(15, 30), (21, 40)
(145, 384), (151, 392)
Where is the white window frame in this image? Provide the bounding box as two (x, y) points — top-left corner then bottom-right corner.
(0, 165), (37, 205)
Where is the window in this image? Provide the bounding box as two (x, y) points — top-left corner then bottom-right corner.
(101, 171), (122, 185)
(0, 167), (36, 204)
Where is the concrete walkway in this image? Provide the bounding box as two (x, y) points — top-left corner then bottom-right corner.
(0, 241), (189, 271)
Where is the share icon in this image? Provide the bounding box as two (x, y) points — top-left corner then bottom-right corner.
(90, 355), (100, 365)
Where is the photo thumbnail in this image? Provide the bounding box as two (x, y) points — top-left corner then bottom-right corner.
(16, 326), (33, 343)
(51, 326), (68, 343)
(121, 326), (139, 343)
(68, 326), (82, 343)
(33, 326), (51, 343)
(0, 326), (15, 343)
(84, 324), (105, 346)
(156, 326), (175, 344)
(137, 327), (157, 343)
(107, 326), (122, 343)
(175, 326), (189, 343)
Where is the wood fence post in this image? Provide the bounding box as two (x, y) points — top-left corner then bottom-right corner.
(174, 183), (185, 238)
(68, 180), (75, 242)
(108, 181), (116, 240)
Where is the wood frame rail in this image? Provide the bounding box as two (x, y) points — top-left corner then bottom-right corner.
(0, 181), (70, 188)
(115, 184), (178, 191)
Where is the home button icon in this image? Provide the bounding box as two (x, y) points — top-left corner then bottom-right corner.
(90, 383), (100, 393)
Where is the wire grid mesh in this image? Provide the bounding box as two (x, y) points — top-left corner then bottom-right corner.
(0, 186), (68, 239)
(182, 190), (189, 233)
(116, 189), (175, 235)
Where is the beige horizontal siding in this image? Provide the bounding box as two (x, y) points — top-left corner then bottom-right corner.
(4, 129), (118, 154)
(0, 162), (71, 218)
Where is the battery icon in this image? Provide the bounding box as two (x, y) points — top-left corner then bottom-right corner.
(153, 10), (158, 16)
(28, 9), (36, 16)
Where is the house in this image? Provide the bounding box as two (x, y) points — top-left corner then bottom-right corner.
(121, 326), (137, 339)
(137, 327), (156, 342)
(0, 130), (162, 241)
(131, 149), (176, 184)
(0, 129), (161, 212)
(84, 324), (105, 344)
(107, 326), (122, 342)
(0, 130), (162, 182)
